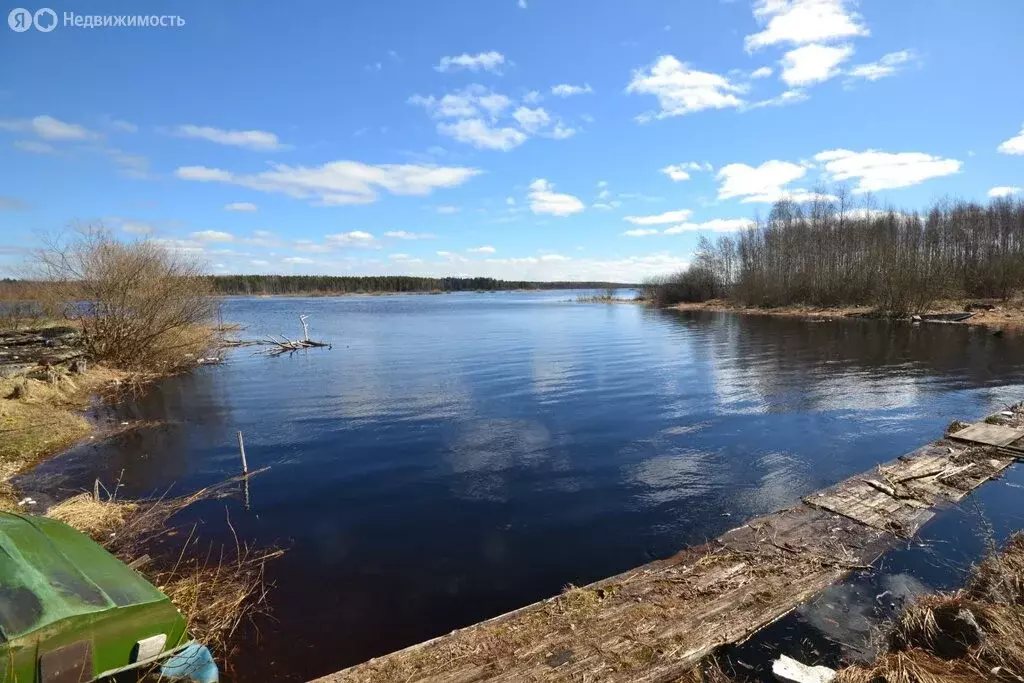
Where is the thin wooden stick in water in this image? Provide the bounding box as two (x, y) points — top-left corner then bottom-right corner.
(237, 431), (249, 475)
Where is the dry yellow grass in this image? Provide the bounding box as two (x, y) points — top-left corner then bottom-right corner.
(668, 297), (1024, 329)
(0, 365), (125, 508)
(45, 492), (138, 540)
(156, 546), (278, 660)
(835, 533), (1024, 683)
(43, 475), (282, 666)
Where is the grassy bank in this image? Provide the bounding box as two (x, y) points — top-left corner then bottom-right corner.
(667, 297), (1024, 328)
(0, 364), (126, 509)
(834, 533), (1024, 683)
(0, 347), (275, 667)
(1, 227), (273, 669)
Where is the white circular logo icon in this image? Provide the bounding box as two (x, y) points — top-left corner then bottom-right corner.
(33, 7), (57, 32)
(8, 7), (32, 31)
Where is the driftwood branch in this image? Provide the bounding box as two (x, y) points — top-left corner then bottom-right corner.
(259, 315), (331, 356)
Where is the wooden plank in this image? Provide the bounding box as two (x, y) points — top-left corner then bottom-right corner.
(805, 479), (935, 537)
(950, 422), (1024, 447)
(804, 443), (1014, 536)
(313, 418), (1020, 683)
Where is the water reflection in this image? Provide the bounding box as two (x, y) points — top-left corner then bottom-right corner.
(15, 296), (1024, 681)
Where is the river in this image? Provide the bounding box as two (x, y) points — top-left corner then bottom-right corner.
(18, 292), (1024, 680)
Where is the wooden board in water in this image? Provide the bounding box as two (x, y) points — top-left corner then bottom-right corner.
(314, 424), (1018, 683)
(951, 422), (1024, 447)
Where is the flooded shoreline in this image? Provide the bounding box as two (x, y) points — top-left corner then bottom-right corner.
(13, 293), (1024, 680)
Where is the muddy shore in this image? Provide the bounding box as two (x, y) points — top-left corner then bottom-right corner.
(667, 298), (1024, 328)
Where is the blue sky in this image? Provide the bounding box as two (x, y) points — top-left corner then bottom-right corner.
(1, 0), (1023, 281)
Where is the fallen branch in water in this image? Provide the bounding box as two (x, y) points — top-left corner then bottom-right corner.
(258, 315), (331, 356)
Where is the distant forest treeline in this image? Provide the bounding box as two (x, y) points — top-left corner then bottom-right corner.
(646, 193), (1024, 315)
(209, 275), (633, 296)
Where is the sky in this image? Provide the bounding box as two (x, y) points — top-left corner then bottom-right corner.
(1, 0), (1023, 282)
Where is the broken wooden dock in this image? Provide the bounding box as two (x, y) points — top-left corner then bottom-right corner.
(314, 410), (1024, 683)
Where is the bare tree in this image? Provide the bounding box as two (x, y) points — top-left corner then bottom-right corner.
(649, 193), (1024, 314)
(32, 224), (217, 370)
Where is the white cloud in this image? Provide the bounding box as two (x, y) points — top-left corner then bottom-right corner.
(551, 84), (593, 97)
(999, 126), (1024, 155)
(35, 115), (98, 140)
(411, 84), (573, 150)
(456, 252), (691, 282)
(814, 149), (962, 193)
(625, 218), (755, 236)
(512, 106), (551, 133)
(292, 240), (333, 253)
(0, 115), (100, 141)
(745, 0), (869, 51)
(109, 119), (138, 133)
(751, 66), (774, 79)
(410, 86), (513, 120)
(170, 125), (287, 151)
(746, 89), (810, 109)
(436, 51), (506, 74)
(389, 253), (424, 264)
(518, 0), (527, 8)
(847, 49), (919, 82)
(3, 115), (97, 141)
(663, 218), (754, 234)
(152, 238), (206, 254)
(386, 231), (436, 239)
(105, 148), (150, 178)
(283, 257), (315, 264)
(191, 230), (235, 242)
(661, 162), (710, 182)
(326, 231), (377, 247)
(624, 209), (693, 225)
(175, 160), (481, 205)
(434, 205), (461, 214)
(250, 260), (270, 266)
(627, 56), (746, 119)
(780, 43), (854, 86)
(528, 178), (585, 216)
(13, 140), (57, 154)
(468, 246), (497, 254)
(522, 90), (543, 105)
(717, 160), (814, 203)
(989, 186), (1022, 199)
(120, 220), (154, 235)
(225, 202), (258, 212)
(549, 122), (577, 140)
(437, 118), (528, 151)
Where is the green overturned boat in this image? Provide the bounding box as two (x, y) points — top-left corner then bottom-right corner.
(0, 511), (218, 682)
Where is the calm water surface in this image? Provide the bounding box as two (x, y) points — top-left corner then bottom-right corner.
(20, 292), (1024, 680)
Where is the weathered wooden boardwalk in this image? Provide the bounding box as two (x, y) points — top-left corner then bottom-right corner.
(314, 411), (1024, 683)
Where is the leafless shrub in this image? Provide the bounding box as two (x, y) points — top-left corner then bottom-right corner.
(31, 224), (217, 371)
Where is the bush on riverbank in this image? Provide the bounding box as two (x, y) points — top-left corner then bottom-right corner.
(647, 193), (1024, 316)
(32, 225), (217, 371)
